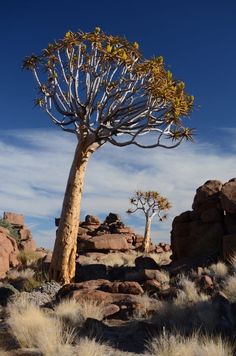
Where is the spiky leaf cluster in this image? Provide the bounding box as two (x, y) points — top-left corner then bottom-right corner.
(23, 27), (194, 148)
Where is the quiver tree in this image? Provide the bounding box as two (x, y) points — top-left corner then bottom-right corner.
(24, 27), (194, 283)
(127, 191), (171, 252)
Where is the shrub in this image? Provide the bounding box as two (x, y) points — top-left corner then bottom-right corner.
(0, 218), (20, 242)
(222, 274), (236, 302)
(7, 294), (75, 355)
(17, 251), (42, 267)
(54, 299), (105, 327)
(146, 332), (233, 356)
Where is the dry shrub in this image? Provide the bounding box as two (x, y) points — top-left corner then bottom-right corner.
(149, 251), (172, 266)
(7, 268), (35, 280)
(175, 276), (208, 305)
(222, 274), (236, 302)
(133, 293), (161, 319)
(76, 337), (112, 356)
(55, 299), (104, 326)
(229, 253), (236, 272)
(206, 262), (228, 279)
(18, 251), (42, 267)
(7, 294), (74, 355)
(146, 332), (233, 356)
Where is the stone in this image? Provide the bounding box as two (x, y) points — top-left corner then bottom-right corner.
(200, 208), (223, 223)
(56, 280), (110, 300)
(104, 213), (121, 225)
(223, 234), (236, 260)
(85, 215), (100, 225)
(99, 281), (144, 295)
(102, 304), (120, 318)
(135, 256), (159, 269)
(192, 180), (223, 213)
(196, 275), (214, 293)
(3, 212), (24, 227)
(75, 264), (107, 282)
(19, 228), (33, 241)
(0, 231), (19, 278)
(220, 180), (236, 214)
(19, 239), (36, 252)
(79, 234), (129, 251)
(224, 214), (236, 234)
(143, 279), (161, 293)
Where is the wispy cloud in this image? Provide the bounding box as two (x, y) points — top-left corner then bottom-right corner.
(0, 129), (235, 248)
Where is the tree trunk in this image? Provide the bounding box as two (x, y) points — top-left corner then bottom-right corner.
(142, 217), (152, 253)
(49, 138), (98, 284)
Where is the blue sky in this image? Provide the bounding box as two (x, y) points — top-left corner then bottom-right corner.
(0, 0), (236, 248)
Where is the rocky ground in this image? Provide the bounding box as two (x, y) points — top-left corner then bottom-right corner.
(0, 178), (236, 355)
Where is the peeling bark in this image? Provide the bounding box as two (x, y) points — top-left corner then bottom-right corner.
(49, 138), (98, 284)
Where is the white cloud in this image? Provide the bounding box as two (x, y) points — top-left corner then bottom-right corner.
(0, 129), (235, 249)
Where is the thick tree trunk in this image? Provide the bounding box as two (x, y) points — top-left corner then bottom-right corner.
(49, 138), (97, 284)
(142, 217), (152, 253)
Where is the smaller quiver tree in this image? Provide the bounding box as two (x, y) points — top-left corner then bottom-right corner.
(127, 191), (171, 252)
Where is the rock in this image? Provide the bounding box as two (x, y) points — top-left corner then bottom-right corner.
(223, 234), (236, 260)
(78, 226), (89, 235)
(19, 239), (36, 252)
(3, 212), (24, 228)
(0, 284), (19, 306)
(19, 228), (32, 241)
(220, 180), (236, 214)
(104, 213), (121, 225)
(200, 208), (223, 223)
(85, 215), (100, 225)
(79, 234), (129, 251)
(102, 304), (120, 318)
(0, 231), (19, 278)
(99, 281), (144, 295)
(75, 264), (107, 282)
(135, 256), (159, 269)
(196, 275), (214, 293)
(192, 180), (223, 213)
(143, 279), (161, 293)
(56, 280), (109, 300)
(224, 214), (236, 234)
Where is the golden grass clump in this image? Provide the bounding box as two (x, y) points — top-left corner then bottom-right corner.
(7, 294), (74, 356)
(76, 337), (112, 356)
(222, 274), (236, 302)
(54, 298), (105, 326)
(206, 262), (228, 279)
(146, 332), (233, 356)
(175, 276), (208, 305)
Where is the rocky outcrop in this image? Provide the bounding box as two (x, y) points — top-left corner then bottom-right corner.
(0, 227), (20, 278)
(3, 212), (36, 253)
(171, 179), (236, 261)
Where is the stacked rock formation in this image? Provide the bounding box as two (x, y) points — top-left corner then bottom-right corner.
(3, 212), (36, 253)
(171, 178), (236, 261)
(55, 212), (171, 254)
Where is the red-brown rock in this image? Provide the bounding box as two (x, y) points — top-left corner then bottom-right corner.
(19, 239), (36, 252)
(99, 281), (144, 295)
(192, 180), (223, 213)
(79, 234), (129, 251)
(0, 229), (19, 278)
(19, 228), (32, 241)
(220, 180), (236, 214)
(3, 212), (24, 227)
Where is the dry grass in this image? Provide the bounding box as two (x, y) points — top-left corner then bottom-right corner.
(175, 276), (208, 305)
(7, 294), (75, 355)
(222, 274), (236, 302)
(229, 253), (236, 272)
(76, 337), (112, 356)
(205, 262), (228, 279)
(133, 293), (161, 319)
(54, 298), (105, 326)
(80, 251), (171, 268)
(146, 332), (233, 356)
(7, 268), (35, 280)
(18, 251), (42, 267)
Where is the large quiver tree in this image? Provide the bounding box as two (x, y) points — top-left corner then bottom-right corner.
(24, 27), (194, 283)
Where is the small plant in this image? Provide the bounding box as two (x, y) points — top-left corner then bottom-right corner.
(18, 251), (42, 267)
(0, 218), (20, 242)
(127, 191), (171, 252)
(146, 331), (233, 356)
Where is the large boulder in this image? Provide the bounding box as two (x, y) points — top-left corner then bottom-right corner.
(0, 227), (20, 278)
(220, 179), (236, 214)
(78, 234), (129, 251)
(171, 179), (236, 262)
